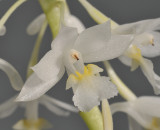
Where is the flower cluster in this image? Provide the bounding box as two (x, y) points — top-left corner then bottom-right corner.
(0, 0), (160, 130)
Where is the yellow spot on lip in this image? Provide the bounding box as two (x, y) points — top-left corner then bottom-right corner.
(126, 45), (142, 61)
(68, 64), (96, 82)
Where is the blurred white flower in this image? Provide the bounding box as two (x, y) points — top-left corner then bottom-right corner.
(16, 21), (133, 111)
(113, 19), (160, 95)
(119, 44), (160, 95)
(26, 5), (85, 35)
(1, 95), (78, 130)
(0, 58), (78, 129)
(111, 96), (160, 130)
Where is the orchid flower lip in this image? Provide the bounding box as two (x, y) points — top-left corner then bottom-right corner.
(67, 64), (118, 112)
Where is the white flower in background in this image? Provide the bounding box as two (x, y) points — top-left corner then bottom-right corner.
(26, 3), (85, 35)
(16, 21), (133, 111)
(113, 18), (160, 95)
(111, 96), (160, 130)
(0, 58), (78, 129)
(119, 44), (160, 95)
(0, 95), (78, 130)
(79, 0), (160, 95)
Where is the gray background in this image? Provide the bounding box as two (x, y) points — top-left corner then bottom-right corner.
(0, 0), (160, 129)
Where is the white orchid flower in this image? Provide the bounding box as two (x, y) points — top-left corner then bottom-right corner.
(0, 95), (78, 130)
(113, 19), (160, 95)
(16, 21), (133, 111)
(0, 58), (78, 129)
(111, 96), (160, 130)
(78, 0), (160, 95)
(119, 44), (160, 94)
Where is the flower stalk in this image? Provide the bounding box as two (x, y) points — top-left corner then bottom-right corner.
(104, 61), (137, 101)
(102, 99), (113, 130)
(80, 106), (104, 130)
(38, 0), (64, 38)
(0, 0), (26, 28)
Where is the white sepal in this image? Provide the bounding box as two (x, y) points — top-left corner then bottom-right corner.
(111, 102), (152, 129)
(41, 95), (78, 113)
(27, 14), (46, 35)
(140, 58), (160, 95)
(0, 58), (23, 91)
(134, 96), (160, 118)
(113, 18), (160, 34)
(32, 50), (63, 81)
(16, 66), (65, 101)
(128, 116), (143, 130)
(74, 21), (111, 56)
(64, 14), (85, 33)
(83, 34), (133, 63)
(0, 95), (18, 118)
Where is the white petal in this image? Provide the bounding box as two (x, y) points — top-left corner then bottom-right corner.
(42, 102), (70, 116)
(32, 50), (63, 81)
(87, 64), (103, 74)
(0, 25), (6, 36)
(64, 14), (85, 33)
(135, 96), (160, 118)
(140, 58), (160, 95)
(51, 27), (79, 51)
(74, 21), (111, 55)
(111, 102), (152, 128)
(0, 58), (23, 91)
(27, 14), (46, 35)
(16, 66), (65, 101)
(83, 34), (133, 63)
(40, 95), (78, 113)
(128, 116), (143, 130)
(0, 95), (18, 118)
(113, 18), (160, 34)
(73, 76), (118, 112)
(118, 55), (132, 67)
(136, 32), (160, 58)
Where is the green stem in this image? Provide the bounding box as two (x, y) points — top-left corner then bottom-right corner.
(38, 0), (64, 38)
(102, 99), (113, 130)
(80, 106), (103, 130)
(38, 1), (104, 130)
(78, 0), (118, 29)
(27, 20), (48, 78)
(103, 61), (137, 101)
(0, 0), (27, 27)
